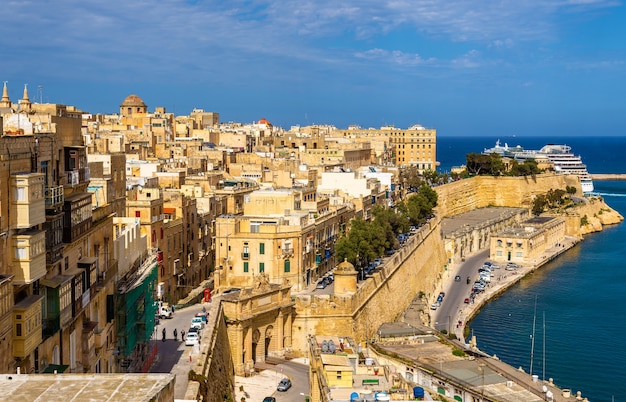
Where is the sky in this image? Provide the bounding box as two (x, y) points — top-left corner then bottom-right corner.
(2, 0), (625, 136)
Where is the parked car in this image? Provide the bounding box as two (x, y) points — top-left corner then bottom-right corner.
(464, 298), (470, 304)
(277, 378), (292, 392)
(195, 312), (208, 323)
(316, 279), (327, 289)
(262, 398), (276, 402)
(188, 327), (200, 339)
(430, 302), (440, 310)
(191, 316), (205, 330)
(455, 275), (461, 282)
(185, 332), (200, 346)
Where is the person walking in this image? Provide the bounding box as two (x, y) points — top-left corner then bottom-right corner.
(173, 328), (178, 341)
(181, 329), (185, 341)
(162, 327), (166, 342)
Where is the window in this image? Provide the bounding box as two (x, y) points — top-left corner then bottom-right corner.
(496, 240), (503, 247)
(259, 262), (265, 273)
(16, 247), (26, 259)
(16, 323), (22, 337)
(516, 242), (523, 248)
(496, 250), (503, 256)
(516, 252), (523, 257)
(15, 187), (26, 201)
(284, 260), (290, 273)
(243, 243), (249, 258)
(135, 211), (141, 218)
(243, 262), (249, 273)
(259, 243), (265, 254)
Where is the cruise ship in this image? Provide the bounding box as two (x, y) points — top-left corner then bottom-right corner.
(483, 140), (594, 193)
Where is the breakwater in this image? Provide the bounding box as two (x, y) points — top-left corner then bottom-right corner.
(591, 173), (626, 180)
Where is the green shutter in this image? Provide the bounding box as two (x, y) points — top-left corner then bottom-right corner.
(284, 260), (290, 273)
(260, 243), (265, 254)
(243, 262), (249, 273)
(259, 262), (265, 273)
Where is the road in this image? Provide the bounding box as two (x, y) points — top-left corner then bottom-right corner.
(433, 249), (489, 333)
(149, 302), (209, 398)
(269, 360), (311, 402)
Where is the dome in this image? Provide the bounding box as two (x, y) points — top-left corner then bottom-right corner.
(258, 117), (272, 126)
(120, 94), (146, 108)
(336, 259), (356, 273)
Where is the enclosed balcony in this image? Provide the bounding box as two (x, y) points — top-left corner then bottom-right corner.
(13, 295), (43, 358)
(10, 173), (45, 229)
(45, 185), (64, 208)
(12, 229), (46, 285)
(82, 321), (97, 370)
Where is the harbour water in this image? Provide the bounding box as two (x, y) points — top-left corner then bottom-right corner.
(437, 136), (626, 401)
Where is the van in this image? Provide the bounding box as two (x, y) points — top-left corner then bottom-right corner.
(158, 305), (173, 319)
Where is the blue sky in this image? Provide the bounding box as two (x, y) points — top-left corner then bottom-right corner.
(2, 0), (625, 136)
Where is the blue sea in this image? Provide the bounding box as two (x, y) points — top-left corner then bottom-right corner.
(437, 136), (626, 402)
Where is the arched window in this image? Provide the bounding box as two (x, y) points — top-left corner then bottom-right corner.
(152, 230), (156, 243)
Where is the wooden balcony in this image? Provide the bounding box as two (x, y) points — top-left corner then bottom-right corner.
(13, 295), (43, 358)
(82, 321), (97, 371)
(12, 229), (46, 285)
(11, 173), (45, 229)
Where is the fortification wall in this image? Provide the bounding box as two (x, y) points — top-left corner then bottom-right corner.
(291, 223), (448, 354)
(433, 173), (582, 217)
(198, 304), (235, 402)
(290, 173), (623, 356)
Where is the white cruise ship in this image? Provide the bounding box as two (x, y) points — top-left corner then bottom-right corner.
(483, 141), (594, 193)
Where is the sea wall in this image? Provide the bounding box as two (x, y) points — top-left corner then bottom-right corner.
(435, 174), (622, 236)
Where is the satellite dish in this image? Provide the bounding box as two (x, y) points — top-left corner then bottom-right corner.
(137, 185), (143, 192)
(328, 340), (336, 353)
(321, 340), (328, 353)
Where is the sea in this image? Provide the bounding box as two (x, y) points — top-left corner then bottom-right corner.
(437, 135), (626, 402)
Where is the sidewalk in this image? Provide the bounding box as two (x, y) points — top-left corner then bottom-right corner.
(234, 358), (309, 402)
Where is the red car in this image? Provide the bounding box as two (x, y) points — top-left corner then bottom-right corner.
(464, 298), (470, 304)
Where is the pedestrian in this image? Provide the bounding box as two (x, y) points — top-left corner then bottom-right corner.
(173, 328), (178, 341)
(162, 327), (166, 342)
(181, 329), (185, 340)
(202, 305), (206, 313)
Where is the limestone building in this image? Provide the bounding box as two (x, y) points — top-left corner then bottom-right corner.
(489, 216), (567, 266)
(221, 275), (295, 375)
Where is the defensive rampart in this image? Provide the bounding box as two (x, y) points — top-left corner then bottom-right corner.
(291, 221), (447, 354)
(290, 174), (622, 355)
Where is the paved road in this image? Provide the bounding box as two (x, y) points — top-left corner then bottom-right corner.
(149, 302), (210, 398)
(433, 249), (490, 332)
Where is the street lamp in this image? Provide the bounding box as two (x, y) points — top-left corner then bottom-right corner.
(478, 363), (486, 400)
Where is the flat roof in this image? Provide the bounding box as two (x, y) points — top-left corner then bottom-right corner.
(0, 373), (175, 401)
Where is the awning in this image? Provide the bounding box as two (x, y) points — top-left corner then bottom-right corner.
(40, 275), (72, 288)
(42, 364), (69, 374)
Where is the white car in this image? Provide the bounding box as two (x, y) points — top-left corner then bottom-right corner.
(191, 316), (205, 330)
(185, 332), (199, 346)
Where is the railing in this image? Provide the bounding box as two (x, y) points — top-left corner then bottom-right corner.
(45, 185), (64, 207)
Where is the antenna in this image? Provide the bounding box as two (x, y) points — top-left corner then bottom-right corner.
(38, 85), (43, 104)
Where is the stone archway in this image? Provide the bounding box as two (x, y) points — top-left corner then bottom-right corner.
(264, 325), (273, 358)
(252, 329), (261, 363)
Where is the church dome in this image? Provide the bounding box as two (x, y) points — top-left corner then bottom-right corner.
(120, 94), (146, 108)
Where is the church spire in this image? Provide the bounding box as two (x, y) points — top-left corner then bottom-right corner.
(0, 81), (11, 108)
(18, 83), (31, 111)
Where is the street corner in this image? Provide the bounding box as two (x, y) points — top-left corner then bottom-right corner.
(234, 369), (279, 402)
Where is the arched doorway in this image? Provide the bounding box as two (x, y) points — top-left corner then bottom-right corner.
(264, 326), (273, 358)
(251, 329), (260, 363)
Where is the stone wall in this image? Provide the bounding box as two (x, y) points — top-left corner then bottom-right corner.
(198, 303), (235, 402)
(291, 223), (448, 354)
(433, 173), (582, 217)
